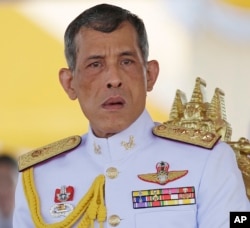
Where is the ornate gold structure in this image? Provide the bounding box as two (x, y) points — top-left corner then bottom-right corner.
(228, 138), (250, 199)
(153, 77), (250, 199)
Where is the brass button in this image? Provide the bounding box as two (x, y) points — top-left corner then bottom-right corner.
(106, 167), (118, 179)
(108, 214), (121, 226)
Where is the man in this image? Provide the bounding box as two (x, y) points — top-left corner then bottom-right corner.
(13, 3), (250, 228)
(0, 154), (18, 228)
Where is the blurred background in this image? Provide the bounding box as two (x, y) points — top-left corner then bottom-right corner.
(1, 0), (250, 156)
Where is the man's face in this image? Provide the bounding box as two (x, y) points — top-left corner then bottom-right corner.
(60, 22), (158, 137)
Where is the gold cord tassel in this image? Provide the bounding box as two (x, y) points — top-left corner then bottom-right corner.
(77, 175), (106, 228)
(23, 168), (106, 228)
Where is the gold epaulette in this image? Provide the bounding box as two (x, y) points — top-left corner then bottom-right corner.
(153, 124), (221, 149)
(18, 135), (82, 171)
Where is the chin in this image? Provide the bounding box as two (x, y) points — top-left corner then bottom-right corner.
(103, 122), (129, 136)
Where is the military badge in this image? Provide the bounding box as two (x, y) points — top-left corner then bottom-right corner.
(54, 185), (74, 203)
(50, 185), (74, 217)
(138, 161), (188, 185)
(132, 186), (196, 209)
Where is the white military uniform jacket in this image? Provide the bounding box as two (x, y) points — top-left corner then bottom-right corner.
(13, 110), (250, 228)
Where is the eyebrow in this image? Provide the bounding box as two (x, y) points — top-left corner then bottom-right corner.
(119, 51), (136, 57)
(86, 50), (136, 60)
(86, 55), (104, 61)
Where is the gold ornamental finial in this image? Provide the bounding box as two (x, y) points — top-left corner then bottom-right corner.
(168, 89), (187, 121)
(190, 77), (206, 103)
(153, 77), (231, 148)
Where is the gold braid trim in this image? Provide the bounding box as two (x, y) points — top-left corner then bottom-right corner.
(22, 168), (106, 228)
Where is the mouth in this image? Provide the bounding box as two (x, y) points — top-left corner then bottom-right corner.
(102, 96), (126, 110)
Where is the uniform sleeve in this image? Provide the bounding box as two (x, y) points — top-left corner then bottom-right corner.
(13, 172), (34, 227)
(197, 142), (250, 228)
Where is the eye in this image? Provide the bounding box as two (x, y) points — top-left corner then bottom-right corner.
(121, 59), (133, 66)
(88, 61), (102, 68)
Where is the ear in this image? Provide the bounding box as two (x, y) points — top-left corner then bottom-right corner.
(146, 60), (159, 92)
(59, 68), (77, 100)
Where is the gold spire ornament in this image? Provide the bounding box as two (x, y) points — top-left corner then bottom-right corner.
(153, 77), (231, 148)
(153, 77), (250, 199)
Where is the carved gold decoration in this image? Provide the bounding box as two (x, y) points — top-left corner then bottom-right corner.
(153, 77), (250, 199)
(18, 135), (82, 171)
(153, 77), (232, 148)
(227, 137), (250, 200)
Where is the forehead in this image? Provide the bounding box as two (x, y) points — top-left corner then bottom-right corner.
(74, 22), (139, 52)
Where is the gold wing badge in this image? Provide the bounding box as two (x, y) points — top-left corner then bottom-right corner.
(138, 161), (188, 185)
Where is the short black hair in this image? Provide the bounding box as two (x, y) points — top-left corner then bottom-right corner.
(64, 3), (149, 70)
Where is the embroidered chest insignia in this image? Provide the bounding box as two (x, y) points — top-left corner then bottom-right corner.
(50, 186), (75, 217)
(138, 161), (188, 185)
(54, 186), (74, 203)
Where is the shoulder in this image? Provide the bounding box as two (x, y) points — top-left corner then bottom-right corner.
(18, 135), (82, 171)
(152, 123), (220, 149)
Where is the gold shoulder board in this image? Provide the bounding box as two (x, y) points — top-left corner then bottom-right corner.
(18, 135), (82, 171)
(153, 124), (221, 149)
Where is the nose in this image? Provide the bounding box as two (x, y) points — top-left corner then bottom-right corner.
(107, 81), (122, 88)
(106, 66), (123, 89)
